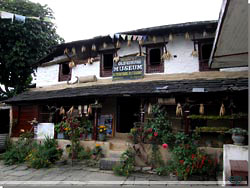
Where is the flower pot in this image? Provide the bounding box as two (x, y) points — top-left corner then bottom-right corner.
(232, 134), (245, 145)
(98, 133), (106, 141)
(57, 132), (64, 139)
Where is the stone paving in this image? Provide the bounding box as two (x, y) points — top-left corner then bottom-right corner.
(0, 160), (224, 187)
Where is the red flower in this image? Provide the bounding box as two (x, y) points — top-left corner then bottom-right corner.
(149, 128), (153, 132)
(154, 132), (158, 137)
(186, 167), (190, 173)
(179, 160), (184, 165)
(191, 154), (196, 159)
(162, 143), (168, 149)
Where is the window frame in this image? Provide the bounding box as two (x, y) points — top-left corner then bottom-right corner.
(58, 62), (72, 82)
(197, 38), (214, 71)
(100, 50), (115, 77)
(146, 44), (164, 73)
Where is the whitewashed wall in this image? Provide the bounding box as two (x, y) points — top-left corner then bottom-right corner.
(164, 35), (199, 74)
(36, 64), (60, 87)
(35, 36), (200, 87)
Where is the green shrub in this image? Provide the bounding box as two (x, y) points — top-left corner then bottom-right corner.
(3, 138), (33, 165)
(113, 147), (135, 177)
(26, 137), (62, 169)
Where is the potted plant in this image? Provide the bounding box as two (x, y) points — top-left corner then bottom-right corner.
(54, 121), (70, 139)
(98, 125), (107, 141)
(226, 128), (248, 146)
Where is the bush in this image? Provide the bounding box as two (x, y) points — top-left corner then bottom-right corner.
(26, 137), (62, 169)
(113, 147), (135, 177)
(3, 137), (33, 165)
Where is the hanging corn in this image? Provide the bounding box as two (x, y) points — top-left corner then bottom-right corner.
(59, 106), (65, 115)
(199, 104), (204, 115)
(113, 55), (120, 63)
(219, 103), (225, 116)
(185, 32), (190, 40)
(168, 33), (173, 42)
(152, 36), (157, 43)
(176, 103), (183, 117)
(203, 30), (207, 37)
(83, 105), (88, 114)
(116, 40), (121, 48)
(81, 46), (86, 52)
(103, 42), (107, 49)
(91, 44), (96, 51)
(69, 61), (75, 68)
(64, 48), (69, 55)
(72, 47), (76, 55)
(88, 105), (92, 115)
(148, 103), (152, 114)
(78, 105), (82, 116)
(67, 106), (74, 116)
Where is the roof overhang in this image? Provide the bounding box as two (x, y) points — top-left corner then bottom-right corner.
(209, 0), (248, 68)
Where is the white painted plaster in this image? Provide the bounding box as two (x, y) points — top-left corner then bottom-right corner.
(223, 144), (248, 186)
(164, 35), (199, 74)
(36, 64), (60, 87)
(35, 36), (201, 87)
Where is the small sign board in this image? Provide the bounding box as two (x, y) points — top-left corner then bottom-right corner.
(112, 56), (144, 80)
(37, 123), (54, 139)
(192, 88), (205, 92)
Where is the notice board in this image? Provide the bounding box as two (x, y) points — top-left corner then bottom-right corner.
(112, 56), (144, 80)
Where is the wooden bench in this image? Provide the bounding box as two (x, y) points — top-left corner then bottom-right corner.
(229, 160), (248, 186)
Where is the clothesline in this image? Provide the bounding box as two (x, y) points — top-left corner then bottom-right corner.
(0, 10), (52, 23)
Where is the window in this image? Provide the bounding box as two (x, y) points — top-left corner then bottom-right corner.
(59, 62), (71, 81)
(103, 53), (113, 69)
(100, 51), (114, 77)
(198, 40), (214, 71)
(146, 46), (164, 73)
(149, 48), (161, 65)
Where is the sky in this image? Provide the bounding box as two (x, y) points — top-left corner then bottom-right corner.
(30, 0), (223, 42)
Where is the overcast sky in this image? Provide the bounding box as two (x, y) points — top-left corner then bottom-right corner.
(31, 0), (223, 42)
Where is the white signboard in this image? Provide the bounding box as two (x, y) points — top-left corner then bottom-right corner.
(37, 123), (54, 139)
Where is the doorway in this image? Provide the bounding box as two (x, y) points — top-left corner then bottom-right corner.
(0, 109), (10, 134)
(117, 97), (140, 133)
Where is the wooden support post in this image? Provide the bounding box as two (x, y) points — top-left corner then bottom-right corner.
(93, 109), (98, 140)
(184, 110), (190, 134)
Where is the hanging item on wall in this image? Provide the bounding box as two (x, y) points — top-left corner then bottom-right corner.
(147, 103), (152, 114)
(69, 61), (75, 68)
(185, 32), (190, 40)
(121, 34), (126, 40)
(83, 105), (88, 114)
(88, 105), (92, 115)
(67, 106), (74, 116)
(116, 40), (121, 48)
(152, 36), (157, 43)
(176, 103), (183, 117)
(59, 106), (65, 115)
(191, 34), (198, 57)
(133, 35), (138, 41)
(139, 39), (143, 45)
(103, 42), (107, 49)
(113, 55), (120, 63)
(203, 30), (207, 37)
(127, 35), (132, 46)
(168, 33), (173, 42)
(64, 48), (69, 55)
(219, 103), (225, 116)
(81, 46), (86, 52)
(91, 44), (96, 51)
(78, 105), (82, 117)
(161, 51), (172, 60)
(199, 104), (204, 115)
(87, 57), (94, 64)
(72, 47), (76, 55)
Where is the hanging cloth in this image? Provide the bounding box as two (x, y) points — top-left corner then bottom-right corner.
(0, 11), (14, 22)
(14, 14), (26, 23)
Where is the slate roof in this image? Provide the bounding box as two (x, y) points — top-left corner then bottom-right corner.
(5, 78), (248, 104)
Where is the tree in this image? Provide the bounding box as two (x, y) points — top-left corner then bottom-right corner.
(0, 0), (64, 99)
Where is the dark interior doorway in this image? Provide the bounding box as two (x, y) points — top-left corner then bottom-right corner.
(0, 109), (10, 134)
(117, 97), (140, 133)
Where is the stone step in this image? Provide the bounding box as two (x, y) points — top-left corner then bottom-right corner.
(108, 150), (124, 158)
(99, 157), (123, 170)
(109, 142), (129, 151)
